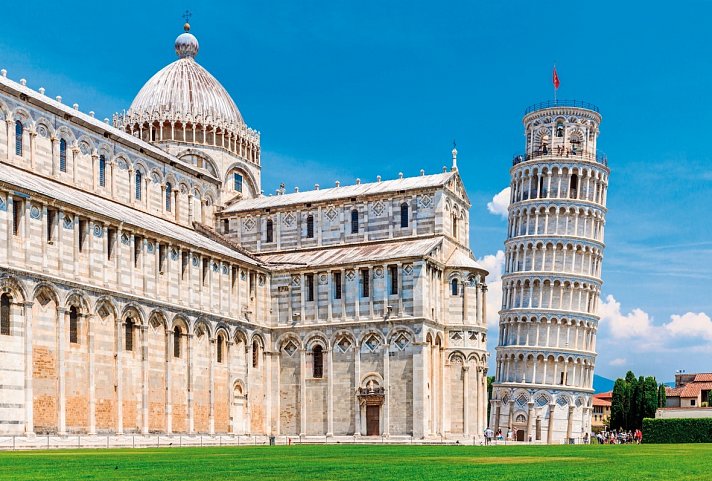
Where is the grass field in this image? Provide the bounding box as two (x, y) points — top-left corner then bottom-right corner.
(0, 443), (710, 480)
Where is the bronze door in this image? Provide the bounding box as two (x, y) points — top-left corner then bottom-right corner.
(366, 405), (380, 436)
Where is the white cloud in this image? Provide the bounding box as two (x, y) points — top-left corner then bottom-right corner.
(487, 187), (510, 219)
(478, 250), (505, 328)
(598, 294), (656, 340)
(609, 358), (627, 366)
(665, 312), (712, 341)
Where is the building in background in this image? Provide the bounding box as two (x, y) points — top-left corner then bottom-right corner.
(591, 392), (611, 432)
(489, 101), (610, 443)
(0, 22), (489, 439)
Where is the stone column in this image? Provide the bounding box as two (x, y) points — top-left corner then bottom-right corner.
(507, 399), (514, 432)
(209, 338), (215, 435)
(383, 341), (390, 437)
(493, 401), (501, 433)
(141, 325), (149, 435)
(547, 403), (556, 444)
(327, 347), (333, 437)
(87, 314), (96, 435)
(475, 366), (483, 437)
(462, 364), (470, 437)
(57, 308), (67, 435)
(23, 302), (33, 435)
(299, 348), (306, 436)
(116, 319), (123, 435)
(412, 341), (425, 439)
(166, 328), (173, 434)
(354, 344), (361, 436)
(187, 333), (194, 434)
(525, 401), (535, 441)
(566, 405), (574, 443)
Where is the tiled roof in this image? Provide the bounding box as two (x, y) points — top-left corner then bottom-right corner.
(593, 397), (611, 407)
(693, 373), (712, 382)
(680, 382), (712, 398)
(594, 391), (612, 400)
(445, 249), (485, 271)
(222, 172), (456, 213)
(665, 387), (684, 397)
(0, 163), (261, 267)
(259, 237), (443, 270)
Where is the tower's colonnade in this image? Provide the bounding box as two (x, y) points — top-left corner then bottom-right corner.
(491, 102), (609, 444)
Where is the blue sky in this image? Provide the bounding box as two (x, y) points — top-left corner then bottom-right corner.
(2, 1), (711, 382)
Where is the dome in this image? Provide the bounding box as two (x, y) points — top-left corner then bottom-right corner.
(125, 24), (244, 129)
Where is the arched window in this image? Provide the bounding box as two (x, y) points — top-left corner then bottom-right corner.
(569, 175), (578, 199)
(0, 294), (10, 336)
(306, 215), (314, 238)
(452, 215), (458, 238)
(312, 345), (323, 378)
(234, 173), (243, 192)
(556, 121), (564, 138)
(135, 170), (142, 200)
(252, 340), (259, 368)
(217, 333), (225, 363)
(266, 219), (273, 243)
(59, 139), (67, 172)
(99, 155), (106, 187)
(165, 182), (172, 212)
(351, 209), (359, 234)
(69, 306), (78, 344)
(14, 120), (23, 156)
(173, 326), (181, 358)
(451, 278), (459, 296)
(125, 319), (134, 351)
(400, 202), (409, 228)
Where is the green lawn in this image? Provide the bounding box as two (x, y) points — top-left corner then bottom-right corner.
(0, 443), (710, 480)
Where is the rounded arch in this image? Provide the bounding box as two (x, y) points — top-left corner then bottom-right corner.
(147, 308), (168, 330)
(358, 329), (385, 347)
(177, 149), (219, 178)
(193, 317), (212, 338)
(386, 325), (416, 343)
(31, 281), (60, 305)
(121, 303), (145, 325)
(64, 289), (91, 313)
(170, 314), (190, 332)
(304, 332), (329, 350)
(0, 275), (28, 303)
(223, 162), (259, 195)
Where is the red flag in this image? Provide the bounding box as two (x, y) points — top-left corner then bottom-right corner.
(553, 66), (560, 90)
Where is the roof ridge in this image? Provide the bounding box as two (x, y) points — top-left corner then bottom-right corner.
(192, 222), (263, 264)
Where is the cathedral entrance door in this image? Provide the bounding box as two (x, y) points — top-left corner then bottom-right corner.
(516, 429), (525, 442)
(366, 406), (380, 436)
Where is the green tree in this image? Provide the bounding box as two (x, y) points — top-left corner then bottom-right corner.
(487, 376), (494, 423)
(631, 376), (645, 429)
(658, 384), (667, 408)
(611, 379), (627, 430)
(642, 377), (659, 421)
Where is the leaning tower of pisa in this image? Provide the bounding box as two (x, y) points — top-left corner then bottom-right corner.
(490, 100), (609, 444)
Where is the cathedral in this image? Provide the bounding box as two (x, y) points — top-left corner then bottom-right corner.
(0, 23), (490, 439)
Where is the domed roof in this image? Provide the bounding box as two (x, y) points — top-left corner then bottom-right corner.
(125, 23), (244, 128)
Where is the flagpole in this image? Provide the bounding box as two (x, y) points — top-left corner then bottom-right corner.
(553, 63), (557, 104)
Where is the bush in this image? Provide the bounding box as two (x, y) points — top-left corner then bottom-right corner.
(643, 417), (712, 443)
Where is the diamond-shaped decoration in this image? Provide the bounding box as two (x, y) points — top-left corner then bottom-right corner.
(420, 194), (432, 208)
(63, 216), (73, 229)
(0, 197), (5, 212)
(516, 394), (528, 407)
(337, 337), (351, 353)
(283, 212), (295, 227)
(121, 233), (130, 245)
(394, 334), (409, 351)
(171, 248), (179, 261)
(291, 274), (301, 286)
(557, 397), (568, 407)
(325, 207), (338, 221)
(364, 335), (379, 352)
(345, 270), (355, 281)
(283, 341), (297, 357)
(244, 217), (255, 231)
(501, 394), (510, 405)
(222, 265), (228, 274)
(258, 275), (265, 286)
(403, 264), (413, 276)
(450, 331), (463, 341)
(372, 201), (384, 216)
(536, 395), (549, 407)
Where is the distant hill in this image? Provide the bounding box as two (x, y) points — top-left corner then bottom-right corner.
(593, 374), (615, 393)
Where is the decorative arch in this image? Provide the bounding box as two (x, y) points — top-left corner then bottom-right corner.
(0, 275), (28, 303)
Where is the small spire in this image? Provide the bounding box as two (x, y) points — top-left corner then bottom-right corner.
(451, 139), (458, 171)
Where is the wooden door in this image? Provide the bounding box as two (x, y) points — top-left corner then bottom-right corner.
(516, 429), (525, 441)
(366, 405), (380, 436)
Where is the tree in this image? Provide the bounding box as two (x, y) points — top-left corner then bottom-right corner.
(487, 376), (494, 423)
(642, 377), (659, 421)
(611, 379), (627, 430)
(658, 384), (667, 408)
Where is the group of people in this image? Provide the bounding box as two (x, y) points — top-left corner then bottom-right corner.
(595, 429), (643, 444)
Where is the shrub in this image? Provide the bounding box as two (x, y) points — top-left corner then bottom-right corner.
(643, 417), (712, 443)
